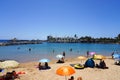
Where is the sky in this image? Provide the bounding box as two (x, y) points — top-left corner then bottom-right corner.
(0, 0), (120, 40)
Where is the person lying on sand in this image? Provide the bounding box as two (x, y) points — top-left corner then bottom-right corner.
(96, 59), (108, 69)
(4, 70), (20, 80)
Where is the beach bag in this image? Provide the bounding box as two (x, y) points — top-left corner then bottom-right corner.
(84, 58), (95, 68)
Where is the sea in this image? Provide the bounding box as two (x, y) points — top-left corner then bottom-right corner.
(0, 41), (120, 62)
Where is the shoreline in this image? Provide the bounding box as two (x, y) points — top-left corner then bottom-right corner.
(0, 42), (119, 63)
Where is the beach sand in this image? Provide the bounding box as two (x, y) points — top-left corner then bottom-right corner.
(1, 57), (120, 80)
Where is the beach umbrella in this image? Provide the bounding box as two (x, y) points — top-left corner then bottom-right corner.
(0, 60), (19, 68)
(56, 54), (63, 59)
(93, 54), (106, 60)
(89, 52), (96, 56)
(78, 56), (87, 63)
(56, 66), (75, 80)
(113, 53), (120, 61)
(39, 58), (50, 63)
(78, 56), (87, 60)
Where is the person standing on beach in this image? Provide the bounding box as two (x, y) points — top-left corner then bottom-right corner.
(87, 51), (89, 57)
(111, 52), (114, 59)
(63, 51), (65, 59)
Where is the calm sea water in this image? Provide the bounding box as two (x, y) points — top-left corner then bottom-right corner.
(0, 42), (120, 62)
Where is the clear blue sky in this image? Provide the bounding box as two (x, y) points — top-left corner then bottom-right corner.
(0, 0), (120, 40)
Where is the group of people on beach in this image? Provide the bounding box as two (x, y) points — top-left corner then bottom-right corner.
(38, 51), (66, 70)
(38, 62), (50, 70)
(36, 50), (113, 80)
(0, 70), (20, 80)
(56, 51), (66, 63)
(96, 59), (108, 69)
(68, 76), (82, 80)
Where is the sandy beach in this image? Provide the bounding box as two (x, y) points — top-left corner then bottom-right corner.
(1, 57), (120, 80)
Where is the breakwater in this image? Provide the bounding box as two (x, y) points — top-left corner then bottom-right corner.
(0, 40), (42, 46)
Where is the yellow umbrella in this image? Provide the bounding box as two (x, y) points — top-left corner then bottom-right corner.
(56, 66), (75, 80)
(78, 56), (87, 63)
(93, 54), (106, 60)
(78, 56), (87, 60)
